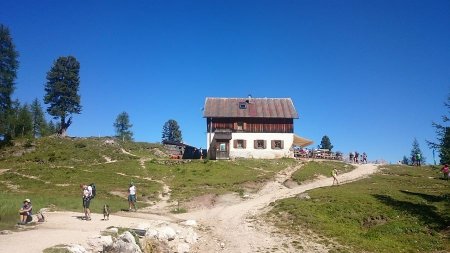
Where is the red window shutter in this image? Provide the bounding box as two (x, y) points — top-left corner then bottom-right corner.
(263, 140), (267, 149)
(243, 140), (247, 149)
(281, 140), (284, 149)
(233, 140), (237, 148)
(271, 140), (275, 149)
(254, 140), (258, 149)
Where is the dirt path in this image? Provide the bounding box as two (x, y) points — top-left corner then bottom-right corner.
(176, 163), (379, 252)
(0, 163), (378, 253)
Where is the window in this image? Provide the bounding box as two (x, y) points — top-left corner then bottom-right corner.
(271, 140), (284, 149)
(234, 139), (246, 149)
(254, 140), (266, 149)
(219, 143), (226, 151)
(239, 102), (247, 109)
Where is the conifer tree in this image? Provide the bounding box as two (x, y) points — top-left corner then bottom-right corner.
(114, 112), (133, 141)
(0, 24), (19, 141)
(162, 119), (183, 143)
(44, 56), (81, 137)
(320, 135), (333, 150)
(427, 94), (450, 164)
(410, 138), (426, 164)
(30, 98), (47, 138)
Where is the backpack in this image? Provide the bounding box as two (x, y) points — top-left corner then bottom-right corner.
(89, 183), (96, 198)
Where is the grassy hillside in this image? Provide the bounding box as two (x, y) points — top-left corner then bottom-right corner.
(268, 165), (450, 252)
(0, 136), (299, 230)
(291, 160), (354, 183)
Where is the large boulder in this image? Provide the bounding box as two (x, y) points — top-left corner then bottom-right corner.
(66, 244), (87, 253)
(112, 231), (142, 253)
(181, 219), (197, 227)
(88, 235), (113, 252)
(183, 228), (198, 244)
(177, 242), (190, 253)
(156, 226), (177, 241)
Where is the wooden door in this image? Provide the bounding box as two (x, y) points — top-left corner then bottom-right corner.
(216, 141), (229, 160)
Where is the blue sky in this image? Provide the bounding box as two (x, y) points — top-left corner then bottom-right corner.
(1, 0), (449, 163)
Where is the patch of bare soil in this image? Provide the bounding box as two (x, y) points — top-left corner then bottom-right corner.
(182, 194), (217, 210)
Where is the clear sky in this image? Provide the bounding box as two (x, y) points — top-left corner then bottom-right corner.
(1, 0), (449, 164)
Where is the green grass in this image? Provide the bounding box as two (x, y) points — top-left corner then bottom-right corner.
(145, 158), (298, 200)
(268, 165), (450, 252)
(0, 137), (300, 230)
(291, 161), (354, 183)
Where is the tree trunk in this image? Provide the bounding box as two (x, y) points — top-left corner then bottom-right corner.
(59, 116), (71, 137)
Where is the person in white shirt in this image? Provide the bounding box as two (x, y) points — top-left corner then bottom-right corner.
(81, 184), (92, 220)
(128, 182), (137, 211)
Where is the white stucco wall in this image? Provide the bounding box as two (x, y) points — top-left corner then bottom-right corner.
(207, 132), (294, 159)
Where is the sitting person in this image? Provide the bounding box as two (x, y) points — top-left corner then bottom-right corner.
(19, 199), (33, 225)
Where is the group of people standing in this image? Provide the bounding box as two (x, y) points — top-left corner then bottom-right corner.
(349, 151), (368, 164)
(411, 153), (422, 166)
(79, 182), (137, 221)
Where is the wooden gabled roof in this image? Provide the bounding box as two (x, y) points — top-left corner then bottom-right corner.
(203, 97), (299, 119)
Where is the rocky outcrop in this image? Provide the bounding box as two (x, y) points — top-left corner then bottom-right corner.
(112, 231), (142, 253)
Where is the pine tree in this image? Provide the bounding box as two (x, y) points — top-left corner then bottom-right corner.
(47, 120), (57, 136)
(162, 119), (183, 143)
(44, 56), (81, 137)
(410, 138), (426, 165)
(438, 127), (450, 164)
(0, 24), (19, 141)
(10, 103), (33, 138)
(402, 155), (410, 165)
(113, 112), (133, 141)
(30, 98), (47, 138)
(427, 94), (450, 165)
(320, 135), (333, 151)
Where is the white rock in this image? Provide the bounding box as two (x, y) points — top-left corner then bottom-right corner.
(113, 239), (142, 253)
(157, 226), (177, 241)
(106, 227), (119, 234)
(136, 223), (152, 230)
(101, 236), (113, 249)
(182, 219), (197, 227)
(119, 231), (136, 244)
(88, 235), (113, 252)
(113, 232), (142, 253)
(184, 228), (198, 244)
(145, 228), (158, 238)
(67, 244), (87, 253)
(177, 242), (190, 253)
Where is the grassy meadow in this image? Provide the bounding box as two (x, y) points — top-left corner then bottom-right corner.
(0, 136), (298, 230)
(268, 165), (450, 252)
(291, 160), (355, 183)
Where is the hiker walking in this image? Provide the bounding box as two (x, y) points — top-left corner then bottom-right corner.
(128, 182), (137, 211)
(441, 164), (449, 180)
(349, 152), (354, 163)
(81, 184), (93, 220)
(362, 152), (368, 164)
(332, 168), (339, 185)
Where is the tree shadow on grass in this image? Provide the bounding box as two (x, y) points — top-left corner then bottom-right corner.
(399, 190), (450, 203)
(373, 194), (449, 230)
